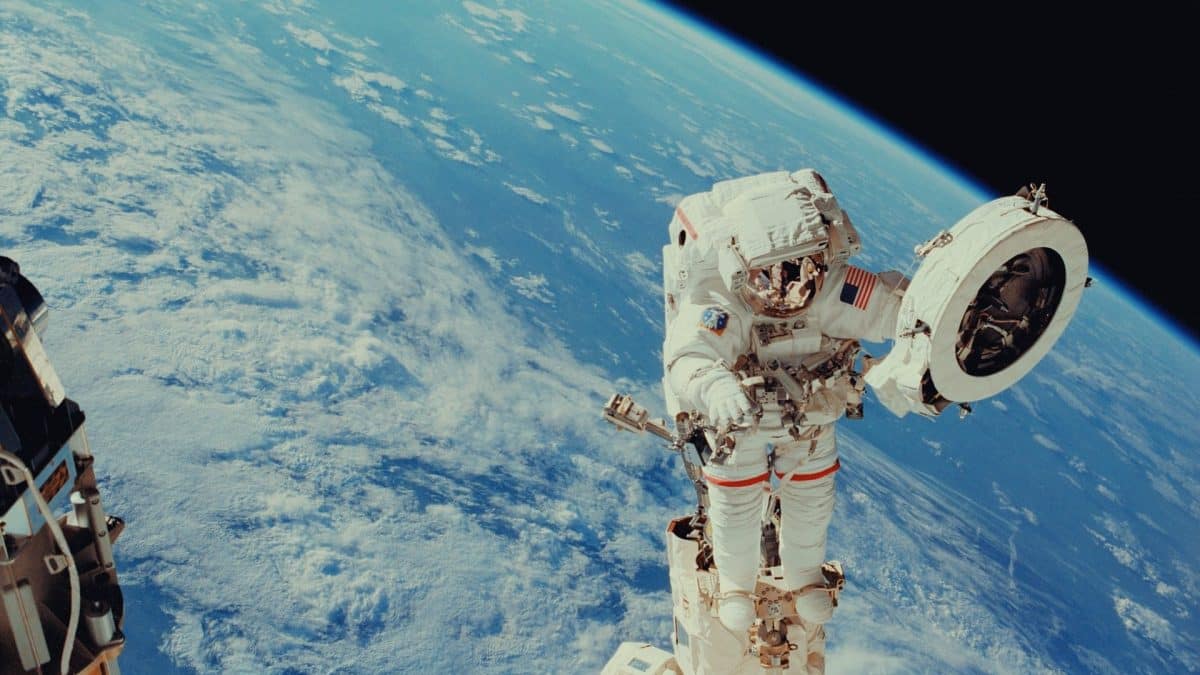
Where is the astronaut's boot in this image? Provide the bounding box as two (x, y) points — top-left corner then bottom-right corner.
(787, 565), (842, 675)
(797, 619), (827, 675)
(717, 591), (756, 635)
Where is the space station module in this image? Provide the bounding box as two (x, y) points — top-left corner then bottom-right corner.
(0, 257), (125, 675)
(602, 169), (1088, 674)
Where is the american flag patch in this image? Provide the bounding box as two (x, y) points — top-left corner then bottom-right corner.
(840, 266), (876, 310)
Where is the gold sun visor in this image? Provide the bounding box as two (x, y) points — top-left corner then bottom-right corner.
(740, 255), (827, 317)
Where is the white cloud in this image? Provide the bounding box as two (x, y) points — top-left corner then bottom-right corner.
(284, 22), (334, 51)
(1057, 471), (1082, 489)
(1113, 595), (1180, 654)
(621, 251), (660, 301)
(333, 72), (380, 101)
(466, 245), (506, 272)
(431, 137), (465, 160)
(1008, 384), (1043, 423)
(462, 1), (502, 22)
(461, 1), (530, 34)
(594, 205), (621, 230)
(1033, 373), (1095, 419)
(562, 210), (610, 272)
(365, 70), (406, 92)
(677, 154), (714, 178)
(653, 192), (686, 207)
(633, 162), (660, 177)
(589, 137), (614, 154)
(510, 273), (554, 303)
(422, 119), (451, 138)
(262, 0), (312, 16)
(992, 482), (1038, 525)
(624, 250), (656, 278)
(546, 102), (584, 122)
(366, 102), (411, 127)
(1032, 433), (1061, 452)
(1154, 581), (1179, 599)
(332, 69), (406, 103)
(504, 183), (550, 205)
(1136, 512), (1166, 534)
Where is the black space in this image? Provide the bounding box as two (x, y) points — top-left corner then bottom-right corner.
(661, 2), (1196, 341)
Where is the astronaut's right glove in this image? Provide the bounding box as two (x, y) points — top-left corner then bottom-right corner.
(698, 369), (754, 427)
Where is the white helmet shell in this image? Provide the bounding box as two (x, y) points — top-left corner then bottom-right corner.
(715, 169), (861, 302)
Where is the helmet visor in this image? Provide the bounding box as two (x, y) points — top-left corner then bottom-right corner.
(741, 255), (826, 317)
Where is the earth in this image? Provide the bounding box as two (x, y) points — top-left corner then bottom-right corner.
(2, 1), (1198, 673)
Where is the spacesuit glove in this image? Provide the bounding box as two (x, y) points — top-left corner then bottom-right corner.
(704, 372), (753, 427)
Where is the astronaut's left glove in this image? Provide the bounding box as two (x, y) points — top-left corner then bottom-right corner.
(698, 369), (754, 427)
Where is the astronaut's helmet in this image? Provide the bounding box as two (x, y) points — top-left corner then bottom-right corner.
(740, 253), (828, 317)
(714, 168), (861, 316)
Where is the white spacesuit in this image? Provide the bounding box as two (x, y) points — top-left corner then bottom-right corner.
(601, 169), (1088, 675)
(661, 169), (908, 645)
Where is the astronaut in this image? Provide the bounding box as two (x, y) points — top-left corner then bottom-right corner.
(661, 169), (908, 641)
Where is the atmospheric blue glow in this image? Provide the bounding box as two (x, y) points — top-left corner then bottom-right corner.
(654, 2), (996, 202)
(1090, 261), (1200, 354)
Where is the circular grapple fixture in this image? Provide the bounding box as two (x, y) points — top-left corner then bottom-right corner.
(865, 192), (1088, 416)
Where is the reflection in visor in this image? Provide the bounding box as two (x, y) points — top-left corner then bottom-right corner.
(742, 255), (826, 317)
